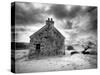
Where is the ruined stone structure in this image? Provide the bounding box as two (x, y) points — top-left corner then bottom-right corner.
(28, 18), (65, 59)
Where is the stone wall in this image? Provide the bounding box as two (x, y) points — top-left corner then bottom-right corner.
(28, 22), (65, 59)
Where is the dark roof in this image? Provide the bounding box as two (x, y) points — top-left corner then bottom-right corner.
(30, 24), (65, 39)
(30, 18), (65, 39)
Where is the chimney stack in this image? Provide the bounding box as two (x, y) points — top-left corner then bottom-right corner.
(46, 18), (54, 25)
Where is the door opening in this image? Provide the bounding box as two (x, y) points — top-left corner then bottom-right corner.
(36, 44), (40, 54)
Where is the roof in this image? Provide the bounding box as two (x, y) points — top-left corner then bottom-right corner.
(30, 18), (65, 39)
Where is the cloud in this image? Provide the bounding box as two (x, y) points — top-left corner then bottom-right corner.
(48, 5), (97, 32)
(64, 20), (73, 29)
(48, 5), (68, 19)
(88, 7), (97, 33)
(11, 2), (97, 43)
(14, 2), (45, 25)
(48, 4), (82, 19)
(47, 4), (85, 30)
(80, 6), (97, 32)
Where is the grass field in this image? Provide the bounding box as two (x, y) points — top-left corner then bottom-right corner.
(14, 49), (97, 73)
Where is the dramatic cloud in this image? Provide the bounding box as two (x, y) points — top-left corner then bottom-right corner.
(48, 4), (82, 19)
(48, 5), (97, 32)
(88, 7), (97, 33)
(11, 2), (97, 43)
(64, 20), (73, 29)
(15, 2), (45, 25)
(48, 5), (68, 19)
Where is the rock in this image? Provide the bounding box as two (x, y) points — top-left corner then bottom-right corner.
(81, 51), (90, 54)
(71, 51), (79, 55)
(67, 45), (74, 50)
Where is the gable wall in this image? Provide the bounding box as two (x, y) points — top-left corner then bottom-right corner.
(28, 25), (65, 58)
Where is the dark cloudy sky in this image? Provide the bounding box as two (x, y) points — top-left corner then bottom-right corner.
(11, 2), (97, 43)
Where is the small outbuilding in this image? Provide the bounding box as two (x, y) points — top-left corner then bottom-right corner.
(28, 18), (65, 59)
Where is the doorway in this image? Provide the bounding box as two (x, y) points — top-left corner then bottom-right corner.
(36, 44), (40, 54)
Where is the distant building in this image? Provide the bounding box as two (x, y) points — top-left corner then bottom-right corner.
(28, 18), (65, 59)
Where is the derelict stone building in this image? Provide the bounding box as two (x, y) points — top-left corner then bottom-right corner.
(28, 18), (65, 59)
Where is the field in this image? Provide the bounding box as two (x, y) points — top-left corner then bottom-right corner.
(14, 48), (97, 73)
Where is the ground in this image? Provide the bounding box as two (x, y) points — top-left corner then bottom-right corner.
(15, 49), (97, 73)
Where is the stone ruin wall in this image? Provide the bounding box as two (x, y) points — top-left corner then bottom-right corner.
(28, 19), (65, 59)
